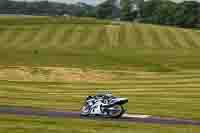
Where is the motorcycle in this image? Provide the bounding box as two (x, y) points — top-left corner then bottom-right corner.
(80, 93), (128, 118)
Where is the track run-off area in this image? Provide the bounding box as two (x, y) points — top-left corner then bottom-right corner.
(0, 106), (200, 126)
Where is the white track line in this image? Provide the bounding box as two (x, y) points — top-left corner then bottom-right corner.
(123, 114), (151, 118)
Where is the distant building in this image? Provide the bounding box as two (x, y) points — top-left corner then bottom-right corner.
(130, 0), (144, 19)
(130, 0), (144, 11)
(63, 14), (70, 17)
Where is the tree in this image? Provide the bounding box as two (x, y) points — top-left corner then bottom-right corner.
(96, 0), (120, 19)
(173, 1), (200, 28)
(0, 0), (11, 12)
(140, 0), (200, 28)
(150, 1), (177, 25)
(0, 0), (9, 6)
(121, 0), (144, 21)
(140, 0), (162, 19)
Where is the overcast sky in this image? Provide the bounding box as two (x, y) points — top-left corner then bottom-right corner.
(14, 0), (200, 5)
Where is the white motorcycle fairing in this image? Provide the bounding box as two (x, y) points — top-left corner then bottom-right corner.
(88, 100), (105, 115)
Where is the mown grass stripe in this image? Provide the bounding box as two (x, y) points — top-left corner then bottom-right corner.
(152, 26), (174, 48)
(0, 30), (12, 47)
(8, 28), (34, 49)
(64, 25), (86, 48)
(145, 25), (164, 48)
(2, 84), (200, 92)
(178, 29), (198, 48)
(164, 28), (183, 48)
(0, 28), (6, 36)
(30, 25), (53, 49)
(2, 30), (21, 49)
(77, 25), (93, 48)
(2, 83), (200, 89)
(131, 24), (145, 48)
(18, 28), (41, 50)
(105, 25), (120, 48)
(138, 24), (155, 48)
(118, 24), (126, 47)
(116, 76), (200, 80)
(38, 25), (58, 49)
(68, 25), (85, 48)
(2, 87), (200, 94)
(172, 28), (191, 48)
(44, 25), (64, 49)
(121, 24), (138, 48)
(58, 25), (78, 49)
(153, 26), (174, 48)
(2, 77), (200, 85)
(27, 26), (49, 50)
(2, 91), (200, 99)
(0, 21), (199, 50)
(44, 83), (200, 88)
(187, 30), (200, 47)
(18, 26), (43, 50)
(1, 91), (200, 99)
(57, 26), (70, 45)
(98, 26), (110, 50)
(83, 26), (102, 49)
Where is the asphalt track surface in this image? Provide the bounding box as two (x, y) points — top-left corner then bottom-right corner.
(0, 106), (200, 126)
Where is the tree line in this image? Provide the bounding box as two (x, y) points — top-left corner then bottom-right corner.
(0, 0), (199, 28)
(97, 0), (200, 28)
(0, 0), (96, 17)
(140, 0), (200, 28)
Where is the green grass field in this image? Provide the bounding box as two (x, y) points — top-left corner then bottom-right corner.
(1, 16), (200, 132)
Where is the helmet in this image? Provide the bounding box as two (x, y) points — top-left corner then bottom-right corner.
(86, 96), (92, 100)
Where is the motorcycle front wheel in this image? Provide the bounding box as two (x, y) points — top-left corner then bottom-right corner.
(80, 104), (90, 116)
(108, 105), (125, 118)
